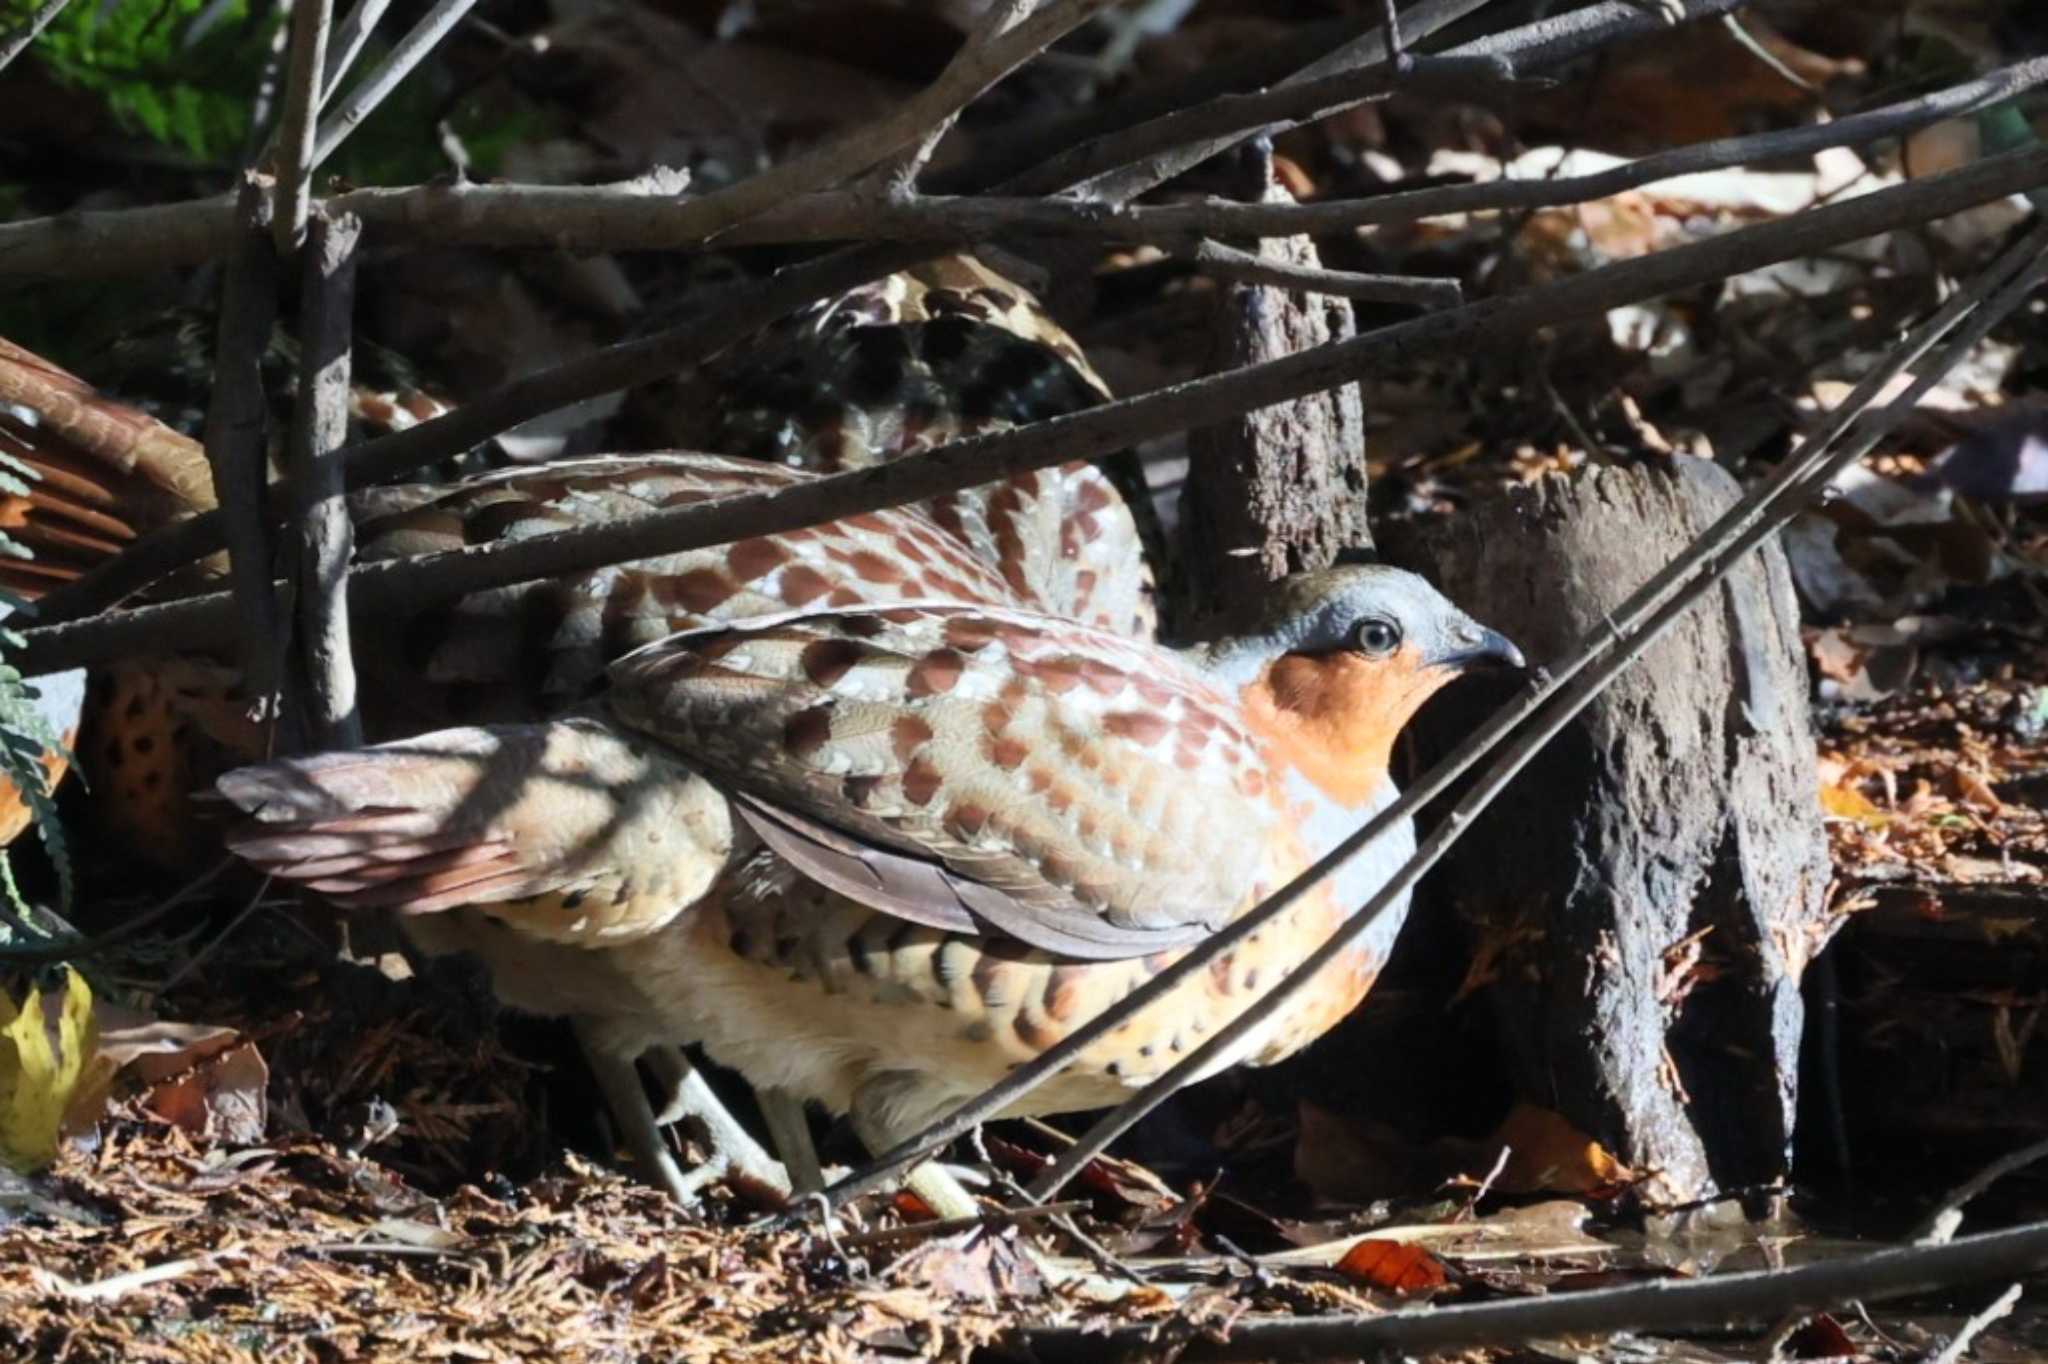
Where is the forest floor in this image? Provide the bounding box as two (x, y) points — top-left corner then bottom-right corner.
(2, 0), (2047, 1360)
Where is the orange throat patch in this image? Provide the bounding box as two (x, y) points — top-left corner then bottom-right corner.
(1240, 646), (1455, 807)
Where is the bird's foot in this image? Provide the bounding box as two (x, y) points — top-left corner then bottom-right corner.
(579, 1030), (793, 1209)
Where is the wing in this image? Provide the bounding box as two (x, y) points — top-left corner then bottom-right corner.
(606, 604), (1278, 958)
(351, 454), (1024, 722)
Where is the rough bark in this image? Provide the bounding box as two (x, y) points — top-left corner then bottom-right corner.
(1175, 142), (1371, 621)
(1385, 459), (1831, 1202)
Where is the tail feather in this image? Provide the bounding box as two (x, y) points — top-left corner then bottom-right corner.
(216, 719), (737, 944)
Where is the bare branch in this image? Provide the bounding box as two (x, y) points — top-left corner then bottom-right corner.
(926, 8), (1383, 192)
(1186, 239), (1461, 306)
(12, 53), (2043, 275)
(1001, 0), (1496, 198)
(1012, 1222), (2048, 1362)
(0, 0), (73, 76)
(310, 0), (479, 168)
(287, 210), (364, 750)
(205, 182), (288, 725)
(24, 240), (937, 621)
(272, 0), (334, 254)
(18, 147), (2048, 679)
(321, 0), (392, 95)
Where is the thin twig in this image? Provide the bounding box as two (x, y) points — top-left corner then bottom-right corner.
(925, 9), (1383, 192)
(0, 0), (73, 76)
(271, 0), (334, 254)
(1011, 1221), (2048, 1362)
(1003, 0), (1496, 198)
(0, 858), (233, 964)
(1056, 0), (1740, 207)
(22, 239), (935, 622)
(1929, 1283), (2023, 1364)
(320, 0), (391, 95)
(286, 209), (364, 750)
(16, 146), (2048, 677)
(1017, 0), (1491, 200)
(310, 0), (479, 169)
(838, 1199), (1091, 1249)
(1186, 239), (1461, 307)
(1913, 1136), (2048, 1245)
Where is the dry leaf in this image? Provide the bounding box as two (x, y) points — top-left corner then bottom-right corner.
(1784, 1310), (1861, 1359)
(1332, 1239), (1450, 1295)
(1820, 781), (1891, 828)
(1487, 1104), (1633, 1195)
(146, 1042), (268, 1145)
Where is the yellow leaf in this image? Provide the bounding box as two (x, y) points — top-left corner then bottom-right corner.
(0, 968), (99, 1171)
(1819, 782), (1889, 827)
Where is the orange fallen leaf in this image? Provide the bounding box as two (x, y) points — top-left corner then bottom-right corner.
(1488, 1104), (1633, 1196)
(1333, 1239), (1450, 1295)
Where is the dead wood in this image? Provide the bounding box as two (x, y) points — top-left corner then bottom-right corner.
(1178, 141), (1374, 617)
(1386, 459), (1830, 1202)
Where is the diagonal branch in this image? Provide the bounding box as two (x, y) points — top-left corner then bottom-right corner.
(0, 0), (72, 76)
(320, 0), (391, 95)
(16, 147), (2048, 680)
(310, 0), (480, 169)
(1011, 1220), (2048, 1361)
(998, 0), (1497, 198)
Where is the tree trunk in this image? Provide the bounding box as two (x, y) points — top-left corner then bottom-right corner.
(1175, 143), (1371, 620)
(1385, 459), (1832, 1203)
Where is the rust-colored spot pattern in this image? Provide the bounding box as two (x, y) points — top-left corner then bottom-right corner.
(608, 602), (1291, 941)
(352, 453), (1032, 714)
(703, 254), (1156, 640)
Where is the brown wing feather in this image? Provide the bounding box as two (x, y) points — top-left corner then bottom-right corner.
(606, 604), (1277, 954)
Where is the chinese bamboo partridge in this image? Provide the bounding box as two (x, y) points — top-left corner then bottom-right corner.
(218, 562), (1521, 1215)
(15, 253), (1162, 1203)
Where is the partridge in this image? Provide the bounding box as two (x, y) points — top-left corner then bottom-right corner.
(10, 255), (1161, 1203)
(217, 562), (1521, 1215)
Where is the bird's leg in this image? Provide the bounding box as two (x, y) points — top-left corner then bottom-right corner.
(576, 1026), (720, 1205)
(757, 1088), (826, 1196)
(848, 1074), (985, 1223)
(639, 1041), (794, 1203)
(577, 1029), (793, 1205)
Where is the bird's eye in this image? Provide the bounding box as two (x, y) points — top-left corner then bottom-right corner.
(1354, 618), (1401, 656)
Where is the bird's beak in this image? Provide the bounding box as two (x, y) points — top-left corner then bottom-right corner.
(1435, 623), (1525, 673)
